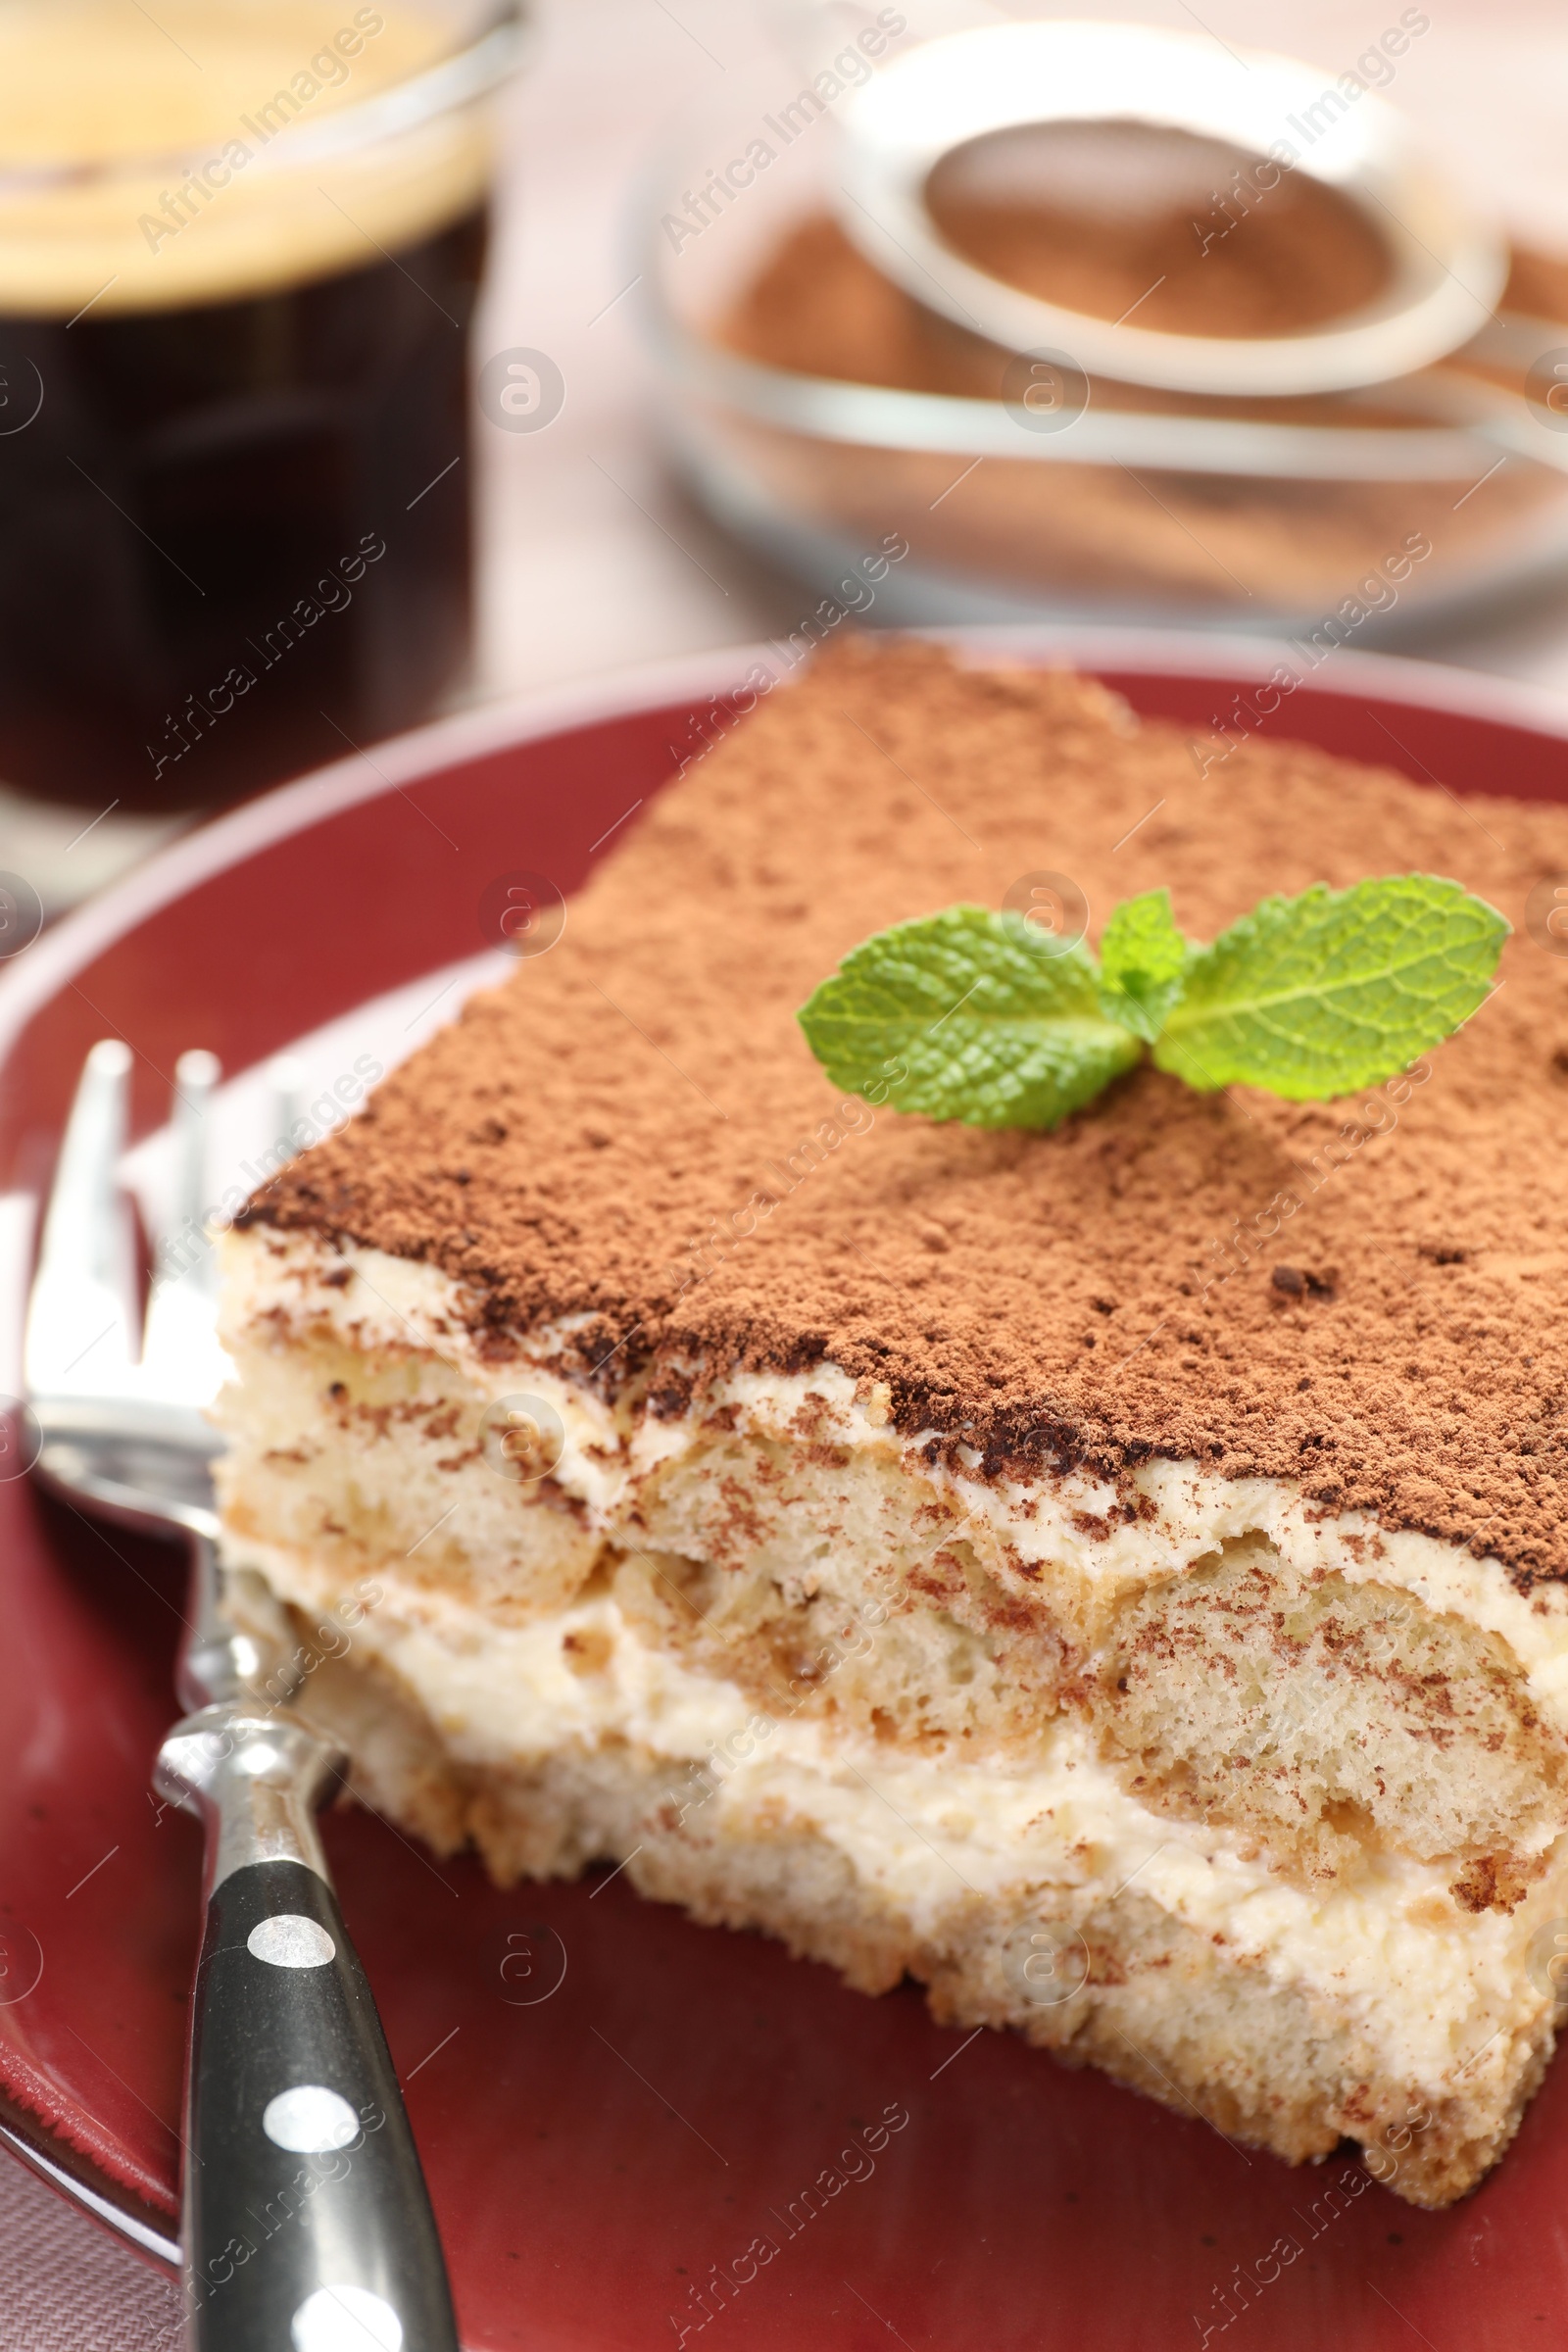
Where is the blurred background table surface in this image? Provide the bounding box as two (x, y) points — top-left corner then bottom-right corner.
(9, 0), (1568, 2336)
(482, 0), (1568, 703)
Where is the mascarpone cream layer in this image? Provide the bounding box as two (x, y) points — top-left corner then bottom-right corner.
(228, 1524), (1550, 2101)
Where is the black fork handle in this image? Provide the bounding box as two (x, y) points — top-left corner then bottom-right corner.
(182, 1854), (459, 2352)
(156, 1678), (459, 2352)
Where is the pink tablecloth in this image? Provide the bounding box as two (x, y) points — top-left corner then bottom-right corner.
(0, 2160), (178, 2350)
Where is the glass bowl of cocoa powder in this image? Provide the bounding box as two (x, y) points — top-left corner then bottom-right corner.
(642, 62), (1568, 634)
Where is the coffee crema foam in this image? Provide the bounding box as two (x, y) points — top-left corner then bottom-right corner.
(0, 0), (491, 314)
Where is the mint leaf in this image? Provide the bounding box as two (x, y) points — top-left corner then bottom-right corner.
(1098, 889), (1191, 1043)
(1153, 874), (1507, 1100)
(798, 906), (1143, 1130)
(799, 875), (1506, 1130)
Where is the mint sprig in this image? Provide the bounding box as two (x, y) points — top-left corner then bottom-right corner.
(798, 875), (1507, 1129)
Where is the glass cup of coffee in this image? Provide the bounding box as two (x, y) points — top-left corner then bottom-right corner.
(0, 0), (522, 813)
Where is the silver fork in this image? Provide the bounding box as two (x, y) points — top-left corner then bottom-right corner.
(24, 1039), (459, 2352)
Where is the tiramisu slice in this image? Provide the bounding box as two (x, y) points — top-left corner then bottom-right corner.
(217, 641), (1568, 2206)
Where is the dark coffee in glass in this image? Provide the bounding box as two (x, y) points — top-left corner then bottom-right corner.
(0, 0), (514, 813)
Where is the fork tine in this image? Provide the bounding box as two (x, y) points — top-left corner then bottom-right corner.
(142, 1049), (226, 1399)
(24, 1038), (138, 1396)
(160, 1049), (220, 1279)
(266, 1053), (308, 1162)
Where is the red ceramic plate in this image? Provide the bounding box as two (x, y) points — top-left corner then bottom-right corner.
(5, 629), (1568, 2350)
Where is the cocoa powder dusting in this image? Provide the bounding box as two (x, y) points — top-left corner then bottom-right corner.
(246, 641), (1568, 1587)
